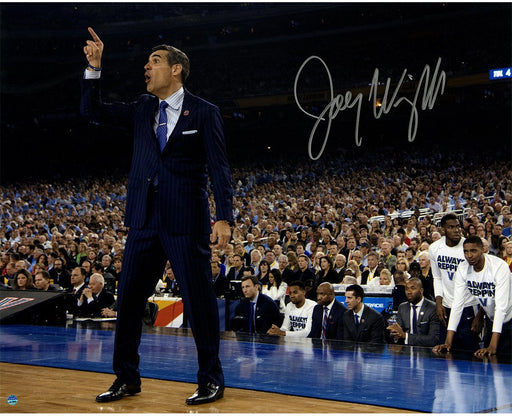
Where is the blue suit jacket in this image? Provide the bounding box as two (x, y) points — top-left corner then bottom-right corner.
(80, 79), (233, 234)
(309, 299), (347, 339)
(233, 293), (281, 334)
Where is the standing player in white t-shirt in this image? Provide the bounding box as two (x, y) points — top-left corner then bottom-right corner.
(433, 236), (512, 356)
(429, 213), (481, 351)
(267, 280), (316, 338)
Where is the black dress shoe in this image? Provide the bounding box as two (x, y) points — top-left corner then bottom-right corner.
(186, 382), (224, 405)
(96, 381), (141, 403)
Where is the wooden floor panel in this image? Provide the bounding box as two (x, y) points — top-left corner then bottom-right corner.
(0, 363), (414, 413)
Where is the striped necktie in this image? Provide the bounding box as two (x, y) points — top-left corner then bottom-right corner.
(321, 306), (329, 340)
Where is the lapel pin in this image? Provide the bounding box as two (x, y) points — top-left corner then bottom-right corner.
(183, 110), (190, 116)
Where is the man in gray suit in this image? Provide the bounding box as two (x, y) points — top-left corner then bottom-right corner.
(387, 277), (440, 346)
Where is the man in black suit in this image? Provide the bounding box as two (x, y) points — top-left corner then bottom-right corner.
(309, 282), (347, 340)
(342, 284), (385, 343)
(82, 28), (233, 405)
(387, 277), (440, 347)
(232, 275), (281, 333)
(67, 267), (87, 316)
(211, 261), (229, 298)
(227, 254), (245, 281)
(294, 254), (316, 283)
(78, 273), (116, 317)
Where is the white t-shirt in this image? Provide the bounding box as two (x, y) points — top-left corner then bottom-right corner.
(280, 299), (316, 337)
(429, 236), (477, 308)
(448, 254), (512, 334)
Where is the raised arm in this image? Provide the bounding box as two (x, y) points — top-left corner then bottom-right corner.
(84, 27), (104, 70)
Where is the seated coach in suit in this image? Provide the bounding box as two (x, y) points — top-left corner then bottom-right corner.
(342, 284), (385, 343)
(309, 282), (347, 340)
(232, 275), (281, 333)
(78, 273), (115, 317)
(387, 277), (440, 347)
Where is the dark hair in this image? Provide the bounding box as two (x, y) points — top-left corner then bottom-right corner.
(92, 261), (103, 272)
(288, 280), (305, 290)
(319, 255), (332, 270)
(35, 269), (50, 281)
(76, 267), (87, 278)
(269, 268), (283, 289)
(464, 235), (484, 248)
(345, 284), (364, 300)
(151, 44), (190, 83)
(13, 269), (34, 289)
(440, 213), (459, 227)
(241, 275), (259, 286)
(407, 277), (423, 288)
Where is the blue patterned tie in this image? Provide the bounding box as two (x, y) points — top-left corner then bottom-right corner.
(157, 101), (168, 151)
(354, 313), (360, 329)
(321, 306), (328, 340)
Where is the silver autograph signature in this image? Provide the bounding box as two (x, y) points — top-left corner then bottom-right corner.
(294, 56), (446, 160)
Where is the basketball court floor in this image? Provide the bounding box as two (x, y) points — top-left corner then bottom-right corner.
(1, 322), (511, 413)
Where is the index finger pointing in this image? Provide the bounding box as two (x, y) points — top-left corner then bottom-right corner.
(88, 27), (102, 42)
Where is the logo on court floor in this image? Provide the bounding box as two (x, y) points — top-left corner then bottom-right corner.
(7, 395), (18, 405)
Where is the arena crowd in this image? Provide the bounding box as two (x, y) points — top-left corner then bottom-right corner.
(1, 148), (511, 351)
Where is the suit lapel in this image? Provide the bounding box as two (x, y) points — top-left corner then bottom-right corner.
(148, 96), (160, 152)
(166, 90), (196, 146)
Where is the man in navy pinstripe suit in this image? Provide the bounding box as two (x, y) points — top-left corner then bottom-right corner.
(81, 27), (233, 405)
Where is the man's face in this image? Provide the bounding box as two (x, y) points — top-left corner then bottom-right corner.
(89, 278), (102, 295)
(409, 240), (418, 252)
(443, 219), (462, 243)
(278, 257), (287, 269)
(211, 262), (220, 276)
(463, 242), (484, 267)
(288, 285), (306, 305)
(405, 280), (423, 304)
(347, 238), (356, 249)
(367, 255), (377, 269)
(418, 255), (430, 269)
(70, 268), (84, 286)
(381, 242), (391, 256)
(241, 279), (259, 300)
(265, 252), (275, 264)
(233, 256), (242, 269)
(344, 290), (361, 311)
(34, 274), (49, 290)
(298, 256), (308, 270)
(144, 50), (176, 99)
(335, 255), (346, 268)
(329, 244), (338, 255)
(82, 261), (91, 273)
(101, 256), (111, 267)
(296, 245), (305, 255)
(316, 284), (334, 306)
(250, 250), (260, 263)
